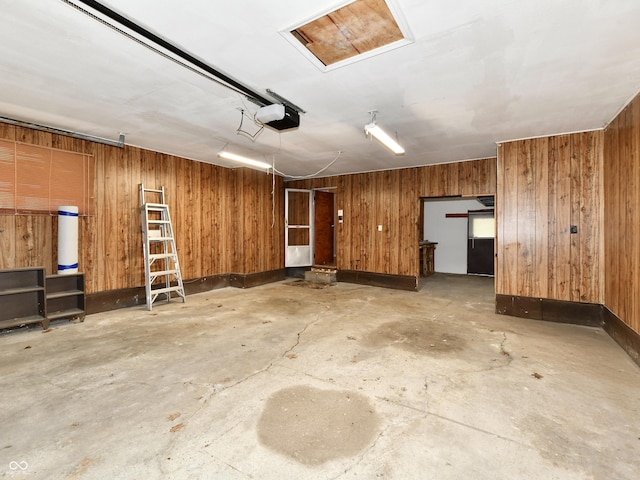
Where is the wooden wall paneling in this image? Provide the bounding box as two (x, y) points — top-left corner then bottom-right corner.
(81, 215), (97, 293)
(52, 133), (84, 153)
(633, 98), (640, 332)
(210, 165), (222, 274)
(0, 123), (16, 141)
(448, 162), (460, 195)
(243, 169), (258, 273)
(16, 126), (52, 148)
(385, 170), (397, 274)
(516, 140), (535, 296)
(547, 137), (559, 300)
(555, 135), (572, 301)
(116, 145), (132, 289)
(180, 158), (194, 279)
(199, 162), (213, 277)
(495, 145), (505, 293)
(92, 146), (105, 293)
(458, 161), (474, 197)
(101, 145), (120, 291)
(614, 106), (634, 319)
(371, 172), (382, 272)
(171, 156), (185, 277)
(618, 104), (640, 319)
(339, 175), (352, 270)
(0, 215), (16, 269)
(269, 173), (284, 270)
(359, 173), (370, 272)
(497, 143), (518, 295)
(128, 147), (142, 288)
(533, 138), (549, 298)
(230, 169), (243, 273)
(428, 164), (441, 197)
(189, 158), (202, 278)
(604, 96), (640, 331)
(398, 168), (418, 276)
(218, 167), (234, 274)
(580, 132), (601, 303)
(14, 215), (52, 270)
(387, 170), (396, 274)
(569, 134), (582, 302)
(603, 125), (615, 314)
(605, 111), (623, 319)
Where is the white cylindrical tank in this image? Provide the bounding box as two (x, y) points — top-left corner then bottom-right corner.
(57, 206), (79, 275)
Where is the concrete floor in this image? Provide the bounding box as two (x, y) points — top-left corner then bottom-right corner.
(1, 274), (639, 479)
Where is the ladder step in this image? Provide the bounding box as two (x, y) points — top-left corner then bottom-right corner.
(148, 220), (170, 224)
(150, 286), (184, 295)
(149, 253), (178, 261)
(150, 269), (178, 278)
(149, 237), (174, 242)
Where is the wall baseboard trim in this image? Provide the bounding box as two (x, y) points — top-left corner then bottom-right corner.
(495, 294), (603, 327)
(496, 294), (639, 368)
(337, 270), (418, 291)
(86, 271), (287, 314)
(230, 269), (286, 288)
(602, 307), (640, 368)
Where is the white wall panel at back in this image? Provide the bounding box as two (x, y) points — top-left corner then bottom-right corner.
(423, 198), (484, 274)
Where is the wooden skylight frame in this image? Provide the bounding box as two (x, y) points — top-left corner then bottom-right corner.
(281, 0), (414, 72)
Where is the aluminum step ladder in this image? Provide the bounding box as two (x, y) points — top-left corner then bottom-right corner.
(140, 184), (185, 310)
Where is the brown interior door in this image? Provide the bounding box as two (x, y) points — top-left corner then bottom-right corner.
(314, 190), (335, 266)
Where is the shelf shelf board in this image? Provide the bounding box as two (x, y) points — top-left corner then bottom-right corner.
(46, 289), (83, 300)
(0, 315), (46, 329)
(0, 286), (45, 296)
(47, 308), (84, 321)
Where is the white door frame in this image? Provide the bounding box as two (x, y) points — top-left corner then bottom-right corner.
(285, 188), (314, 267)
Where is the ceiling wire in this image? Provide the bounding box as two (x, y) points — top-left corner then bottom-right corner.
(235, 109), (264, 141)
(272, 151), (342, 180)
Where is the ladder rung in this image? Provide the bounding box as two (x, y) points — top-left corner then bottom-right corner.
(149, 253), (178, 261)
(148, 220), (170, 224)
(150, 286), (184, 295)
(150, 269), (178, 277)
(143, 188), (164, 193)
(149, 237), (174, 242)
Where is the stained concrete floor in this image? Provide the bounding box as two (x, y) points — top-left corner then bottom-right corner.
(1, 274), (639, 479)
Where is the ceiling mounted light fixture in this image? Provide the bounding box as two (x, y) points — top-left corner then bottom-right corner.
(218, 151), (272, 171)
(364, 111), (405, 155)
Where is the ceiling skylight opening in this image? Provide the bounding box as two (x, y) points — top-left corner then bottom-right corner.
(281, 0), (414, 72)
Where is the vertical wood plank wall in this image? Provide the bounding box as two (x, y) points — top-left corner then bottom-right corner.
(604, 92), (640, 335)
(0, 122), (284, 294)
(288, 158), (497, 277)
(496, 132), (603, 304)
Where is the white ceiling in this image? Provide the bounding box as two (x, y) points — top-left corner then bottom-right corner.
(1, 0), (639, 177)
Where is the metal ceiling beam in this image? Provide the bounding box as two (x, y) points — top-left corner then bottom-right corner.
(72, 0), (274, 106)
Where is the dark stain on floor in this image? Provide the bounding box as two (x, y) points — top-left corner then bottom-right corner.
(257, 385), (381, 465)
(285, 280), (333, 289)
(364, 318), (466, 354)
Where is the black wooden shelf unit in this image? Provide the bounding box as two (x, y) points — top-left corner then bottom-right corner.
(0, 268), (85, 331)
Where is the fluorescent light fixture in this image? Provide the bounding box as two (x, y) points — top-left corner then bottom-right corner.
(364, 123), (405, 155)
(218, 151), (272, 170)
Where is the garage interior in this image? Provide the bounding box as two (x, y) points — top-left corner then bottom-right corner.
(1, 1), (640, 478)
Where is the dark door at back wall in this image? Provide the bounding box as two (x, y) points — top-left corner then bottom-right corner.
(314, 190), (335, 266)
(467, 209), (495, 276)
